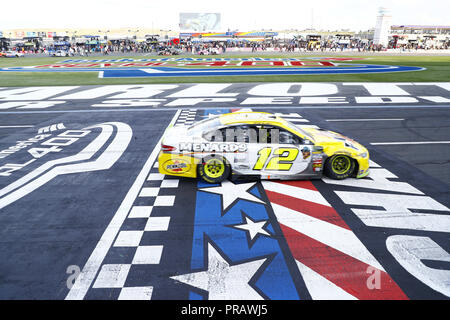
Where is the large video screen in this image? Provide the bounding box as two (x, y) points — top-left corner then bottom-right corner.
(179, 13), (221, 32)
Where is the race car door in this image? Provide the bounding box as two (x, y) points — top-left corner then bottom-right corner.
(247, 125), (313, 177)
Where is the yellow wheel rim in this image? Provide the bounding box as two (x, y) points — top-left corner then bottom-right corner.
(204, 158), (225, 178)
(331, 155), (351, 174)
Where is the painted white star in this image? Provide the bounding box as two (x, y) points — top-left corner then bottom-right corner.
(233, 215), (271, 241)
(199, 180), (264, 211)
(171, 242), (266, 300)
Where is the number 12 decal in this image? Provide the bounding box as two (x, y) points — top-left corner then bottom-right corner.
(253, 147), (299, 171)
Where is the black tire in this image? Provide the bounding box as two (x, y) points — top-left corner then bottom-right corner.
(197, 155), (230, 184)
(324, 154), (356, 180)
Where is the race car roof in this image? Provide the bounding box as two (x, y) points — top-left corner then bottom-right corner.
(219, 112), (281, 125)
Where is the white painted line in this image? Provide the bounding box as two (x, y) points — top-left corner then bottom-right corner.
(147, 173), (165, 181)
(118, 286), (153, 300)
(274, 113), (303, 118)
(65, 109), (181, 300)
(284, 118), (310, 123)
(132, 245), (164, 264)
(144, 216), (171, 231)
(113, 231), (144, 247)
(141, 68), (165, 74)
(139, 187), (160, 197)
(418, 96), (450, 103)
(369, 160), (381, 168)
(294, 260), (357, 300)
(322, 168), (423, 195)
(2, 105), (450, 116)
(336, 191), (450, 233)
(386, 235), (450, 297)
(128, 206), (153, 219)
(371, 141), (450, 145)
(0, 125), (34, 128)
(92, 264), (131, 288)
(154, 195), (175, 207)
(297, 124), (319, 128)
(326, 119), (404, 122)
(262, 181), (331, 207)
(160, 179), (179, 188)
(271, 203), (385, 271)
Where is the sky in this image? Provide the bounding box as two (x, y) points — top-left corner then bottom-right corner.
(2, 0), (449, 32)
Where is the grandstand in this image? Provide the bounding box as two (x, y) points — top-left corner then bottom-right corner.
(1, 18), (449, 53)
(390, 25), (450, 49)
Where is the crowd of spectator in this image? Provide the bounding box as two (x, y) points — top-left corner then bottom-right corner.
(2, 35), (449, 55)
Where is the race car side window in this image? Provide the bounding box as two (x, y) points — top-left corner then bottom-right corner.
(231, 125), (257, 143)
(203, 125), (303, 145)
(207, 125), (257, 143)
(203, 128), (226, 142)
(256, 125), (303, 145)
(256, 125), (273, 144)
(203, 125), (256, 143)
(278, 129), (302, 144)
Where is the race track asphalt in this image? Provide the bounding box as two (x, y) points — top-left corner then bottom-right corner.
(0, 83), (449, 300)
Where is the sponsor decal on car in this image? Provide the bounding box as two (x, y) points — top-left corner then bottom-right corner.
(301, 146), (311, 159)
(179, 142), (248, 153)
(164, 158), (191, 174)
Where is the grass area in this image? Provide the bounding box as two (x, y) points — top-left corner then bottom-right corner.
(0, 54), (449, 86)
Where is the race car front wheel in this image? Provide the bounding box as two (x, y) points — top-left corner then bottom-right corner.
(324, 154), (355, 180)
(198, 155), (230, 184)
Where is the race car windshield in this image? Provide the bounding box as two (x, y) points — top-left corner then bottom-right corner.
(187, 117), (221, 135)
(284, 120), (315, 142)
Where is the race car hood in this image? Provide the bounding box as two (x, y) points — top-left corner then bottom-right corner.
(160, 124), (205, 147)
(161, 125), (189, 146)
(300, 127), (367, 152)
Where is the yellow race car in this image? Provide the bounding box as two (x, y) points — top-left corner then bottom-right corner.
(158, 112), (369, 183)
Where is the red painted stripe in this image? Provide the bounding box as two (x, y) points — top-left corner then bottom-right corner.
(266, 190), (351, 230)
(276, 180), (318, 191)
(280, 224), (409, 300)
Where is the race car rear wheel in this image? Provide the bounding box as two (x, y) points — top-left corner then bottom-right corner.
(198, 155), (230, 183)
(324, 154), (355, 180)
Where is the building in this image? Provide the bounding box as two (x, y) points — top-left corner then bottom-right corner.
(373, 7), (392, 46)
(390, 25), (450, 49)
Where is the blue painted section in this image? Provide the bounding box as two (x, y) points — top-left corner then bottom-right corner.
(204, 109), (231, 115)
(0, 64), (424, 77)
(102, 64), (424, 77)
(190, 180), (301, 300)
(189, 291), (204, 300)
